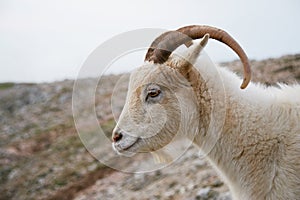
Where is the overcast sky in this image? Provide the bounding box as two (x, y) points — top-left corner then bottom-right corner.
(0, 0), (299, 83)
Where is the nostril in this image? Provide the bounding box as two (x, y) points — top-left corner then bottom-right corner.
(112, 131), (123, 142)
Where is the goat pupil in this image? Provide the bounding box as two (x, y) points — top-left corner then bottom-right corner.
(149, 89), (160, 97)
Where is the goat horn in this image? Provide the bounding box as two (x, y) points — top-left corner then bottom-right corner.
(145, 31), (193, 62)
(145, 25), (251, 89)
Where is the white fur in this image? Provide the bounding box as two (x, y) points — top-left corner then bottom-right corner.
(193, 53), (300, 199)
(113, 41), (300, 200)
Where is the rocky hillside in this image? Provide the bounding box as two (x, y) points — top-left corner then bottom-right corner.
(0, 54), (299, 200)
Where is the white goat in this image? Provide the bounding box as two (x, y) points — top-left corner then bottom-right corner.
(112, 25), (300, 200)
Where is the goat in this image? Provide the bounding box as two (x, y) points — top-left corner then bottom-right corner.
(111, 25), (300, 200)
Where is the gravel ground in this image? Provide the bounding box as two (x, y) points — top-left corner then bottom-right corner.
(0, 54), (299, 200)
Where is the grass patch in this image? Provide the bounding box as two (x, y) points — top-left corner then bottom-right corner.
(0, 167), (13, 186)
(0, 82), (14, 90)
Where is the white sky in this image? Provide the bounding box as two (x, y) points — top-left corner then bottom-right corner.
(0, 0), (299, 83)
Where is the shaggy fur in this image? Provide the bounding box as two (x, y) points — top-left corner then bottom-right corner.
(112, 39), (300, 200)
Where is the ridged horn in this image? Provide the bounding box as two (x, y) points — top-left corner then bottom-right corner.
(145, 25), (251, 89)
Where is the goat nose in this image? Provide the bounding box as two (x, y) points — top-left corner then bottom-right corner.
(112, 129), (123, 142)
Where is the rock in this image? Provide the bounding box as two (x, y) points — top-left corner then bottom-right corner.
(193, 158), (207, 169)
(195, 187), (219, 200)
(217, 191), (232, 200)
(164, 190), (175, 198)
(210, 179), (224, 188)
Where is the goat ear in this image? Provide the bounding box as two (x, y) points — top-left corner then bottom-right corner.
(168, 34), (210, 76)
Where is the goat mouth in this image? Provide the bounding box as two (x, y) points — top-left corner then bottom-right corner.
(115, 138), (140, 152)
(123, 138), (139, 151)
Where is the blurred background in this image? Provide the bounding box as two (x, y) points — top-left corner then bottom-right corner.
(0, 1), (299, 200)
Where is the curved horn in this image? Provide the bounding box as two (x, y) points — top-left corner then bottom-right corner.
(145, 25), (251, 89)
(145, 31), (193, 62)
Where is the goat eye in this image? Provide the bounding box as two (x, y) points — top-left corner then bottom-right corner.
(147, 88), (161, 99)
